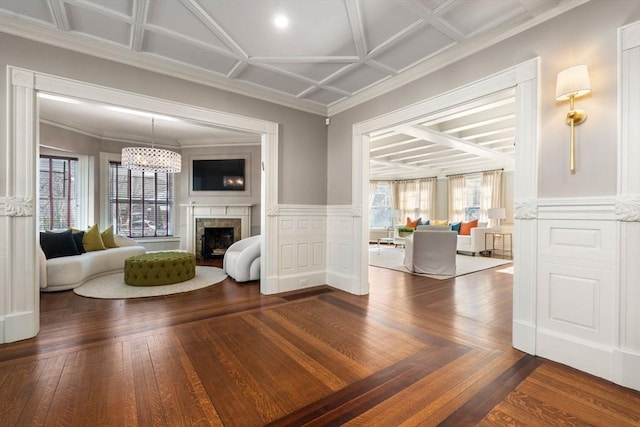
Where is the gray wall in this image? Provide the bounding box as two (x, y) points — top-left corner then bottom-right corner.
(327, 0), (640, 204)
(0, 32), (327, 204)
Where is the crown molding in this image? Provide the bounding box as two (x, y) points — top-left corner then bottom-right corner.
(0, 16), (327, 116)
(327, 0), (590, 116)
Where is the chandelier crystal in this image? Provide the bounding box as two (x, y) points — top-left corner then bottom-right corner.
(122, 117), (181, 174)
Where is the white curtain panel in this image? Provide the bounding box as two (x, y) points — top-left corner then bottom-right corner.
(448, 175), (465, 222)
(480, 170), (503, 221)
(369, 181), (378, 207)
(418, 178), (437, 221)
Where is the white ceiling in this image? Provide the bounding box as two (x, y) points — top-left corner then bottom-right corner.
(3, 0), (583, 178)
(1, 0), (582, 115)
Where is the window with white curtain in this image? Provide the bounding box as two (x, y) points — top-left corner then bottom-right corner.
(463, 174), (482, 221)
(369, 181), (393, 228)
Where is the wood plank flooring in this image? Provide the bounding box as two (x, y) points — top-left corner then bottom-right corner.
(1, 262), (638, 426)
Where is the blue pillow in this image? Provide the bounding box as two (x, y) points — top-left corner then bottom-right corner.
(450, 222), (461, 233)
(40, 229), (81, 259)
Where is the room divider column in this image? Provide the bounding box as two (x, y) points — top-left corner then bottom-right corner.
(0, 68), (40, 343)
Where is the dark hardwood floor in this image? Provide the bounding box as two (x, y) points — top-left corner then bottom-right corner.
(1, 262), (638, 426)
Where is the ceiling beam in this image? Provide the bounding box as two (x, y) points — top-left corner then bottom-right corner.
(370, 158), (441, 176)
(399, 125), (514, 165)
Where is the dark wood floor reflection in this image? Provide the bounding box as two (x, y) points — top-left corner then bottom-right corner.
(1, 263), (638, 426)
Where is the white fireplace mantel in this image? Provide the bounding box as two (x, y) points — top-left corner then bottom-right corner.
(181, 203), (252, 254)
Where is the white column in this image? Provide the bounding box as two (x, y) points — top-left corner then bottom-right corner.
(1, 68), (39, 343)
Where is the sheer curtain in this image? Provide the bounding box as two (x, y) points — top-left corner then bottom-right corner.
(480, 170), (503, 221)
(448, 175), (465, 222)
(395, 180), (411, 221)
(418, 178), (437, 221)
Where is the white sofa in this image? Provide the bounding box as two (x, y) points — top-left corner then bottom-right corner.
(39, 235), (145, 292)
(417, 222), (491, 256)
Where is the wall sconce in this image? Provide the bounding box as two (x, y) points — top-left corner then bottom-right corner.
(555, 65), (591, 173)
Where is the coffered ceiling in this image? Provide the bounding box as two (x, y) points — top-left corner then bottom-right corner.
(3, 0), (585, 178)
(1, 0), (584, 115)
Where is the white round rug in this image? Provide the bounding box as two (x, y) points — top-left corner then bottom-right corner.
(73, 266), (227, 299)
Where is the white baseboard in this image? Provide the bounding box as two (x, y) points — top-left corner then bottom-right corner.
(275, 271), (327, 293)
(537, 328), (614, 381)
(512, 320), (536, 354)
(326, 270), (365, 295)
(613, 348), (640, 390)
(2, 311), (39, 343)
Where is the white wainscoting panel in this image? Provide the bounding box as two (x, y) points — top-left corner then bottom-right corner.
(326, 205), (361, 294)
(536, 201), (618, 382)
(275, 205), (327, 292)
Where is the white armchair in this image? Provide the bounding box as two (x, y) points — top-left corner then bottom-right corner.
(223, 235), (261, 282)
(404, 229), (457, 276)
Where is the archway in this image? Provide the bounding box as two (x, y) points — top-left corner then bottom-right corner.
(2, 67), (279, 343)
(351, 58), (540, 353)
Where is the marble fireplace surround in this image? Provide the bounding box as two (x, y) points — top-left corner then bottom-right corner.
(181, 204), (252, 256)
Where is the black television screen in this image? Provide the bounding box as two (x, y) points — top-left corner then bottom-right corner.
(192, 159), (245, 191)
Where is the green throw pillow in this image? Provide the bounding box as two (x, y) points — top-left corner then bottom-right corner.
(101, 225), (118, 248)
(83, 224), (106, 251)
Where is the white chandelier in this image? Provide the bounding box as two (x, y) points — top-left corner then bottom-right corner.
(122, 117), (181, 174)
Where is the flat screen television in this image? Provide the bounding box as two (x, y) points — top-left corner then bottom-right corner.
(192, 159), (245, 191)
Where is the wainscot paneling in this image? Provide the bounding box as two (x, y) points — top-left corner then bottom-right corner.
(536, 199), (618, 382)
(274, 205), (327, 292)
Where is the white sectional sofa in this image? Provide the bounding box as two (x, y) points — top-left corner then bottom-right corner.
(417, 222), (491, 256)
(39, 235), (145, 292)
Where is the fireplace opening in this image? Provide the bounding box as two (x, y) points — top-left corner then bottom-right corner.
(201, 227), (234, 259)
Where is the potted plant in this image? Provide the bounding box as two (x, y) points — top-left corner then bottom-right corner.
(397, 226), (415, 237)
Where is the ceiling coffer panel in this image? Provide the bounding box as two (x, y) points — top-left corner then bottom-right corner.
(84, 0), (134, 17)
(0, 0), (54, 24)
(438, 0), (525, 38)
(372, 26), (455, 72)
(141, 30), (239, 75)
(236, 64), (313, 96)
(145, 1), (232, 51)
(66, 3), (131, 46)
(197, 0), (356, 57)
(360, 0), (423, 51)
(328, 63), (390, 94)
(302, 89), (346, 106)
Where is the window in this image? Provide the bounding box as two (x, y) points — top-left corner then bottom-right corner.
(370, 182), (393, 228)
(109, 162), (174, 238)
(39, 156), (79, 230)
(463, 175), (481, 221)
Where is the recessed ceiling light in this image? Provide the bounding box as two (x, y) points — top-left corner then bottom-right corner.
(274, 14), (289, 29)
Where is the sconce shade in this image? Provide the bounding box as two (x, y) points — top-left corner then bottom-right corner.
(555, 65), (591, 101)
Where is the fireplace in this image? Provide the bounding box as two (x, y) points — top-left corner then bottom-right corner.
(201, 227), (234, 259)
(194, 217), (242, 259)
(182, 204), (252, 256)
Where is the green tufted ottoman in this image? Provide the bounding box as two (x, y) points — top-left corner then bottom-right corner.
(124, 252), (196, 286)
